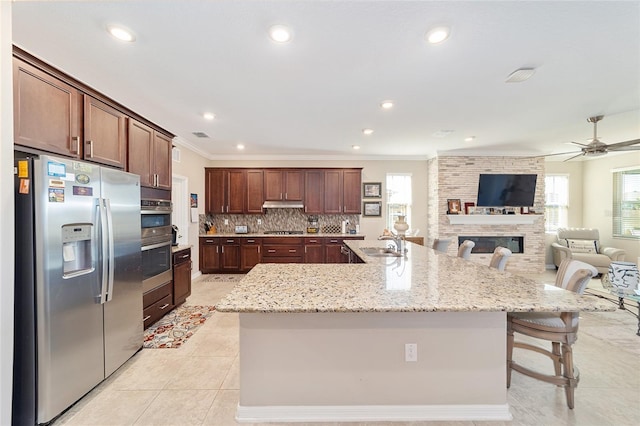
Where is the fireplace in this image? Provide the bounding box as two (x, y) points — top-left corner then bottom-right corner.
(458, 236), (524, 254)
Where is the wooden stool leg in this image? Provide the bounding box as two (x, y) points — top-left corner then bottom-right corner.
(506, 327), (514, 388)
(561, 343), (576, 409)
(552, 341), (562, 377)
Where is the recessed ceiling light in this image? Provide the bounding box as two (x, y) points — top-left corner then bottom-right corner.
(352, 145), (361, 150)
(107, 25), (136, 42)
(380, 100), (394, 109)
(464, 136), (475, 142)
(505, 68), (536, 83)
(237, 144), (245, 150)
(425, 26), (450, 44)
(269, 25), (292, 43)
(203, 112), (215, 120)
(362, 128), (374, 135)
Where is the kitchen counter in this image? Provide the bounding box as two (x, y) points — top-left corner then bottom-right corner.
(170, 244), (192, 253)
(216, 240), (612, 423)
(216, 239), (612, 314)
(199, 232), (365, 238)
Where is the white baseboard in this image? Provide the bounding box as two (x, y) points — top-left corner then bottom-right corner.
(191, 270), (202, 280)
(236, 403), (513, 423)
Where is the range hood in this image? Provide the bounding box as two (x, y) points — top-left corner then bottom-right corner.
(262, 200), (304, 209)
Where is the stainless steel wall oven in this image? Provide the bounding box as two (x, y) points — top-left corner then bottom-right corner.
(141, 199), (172, 292)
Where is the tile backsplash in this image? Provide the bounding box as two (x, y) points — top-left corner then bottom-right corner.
(200, 209), (359, 234)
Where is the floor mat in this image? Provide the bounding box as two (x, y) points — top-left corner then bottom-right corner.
(143, 305), (215, 348)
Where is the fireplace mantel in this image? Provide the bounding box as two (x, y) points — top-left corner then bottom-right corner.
(447, 215), (541, 225)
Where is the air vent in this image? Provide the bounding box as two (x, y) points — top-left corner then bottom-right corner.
(192, 132), (210, 138)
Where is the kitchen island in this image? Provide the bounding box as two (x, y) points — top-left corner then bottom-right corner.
(216, 240), (612, 423)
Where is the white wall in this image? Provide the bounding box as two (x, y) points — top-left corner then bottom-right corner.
(0, 2), (14, 424)
(171, 142), (211, 276)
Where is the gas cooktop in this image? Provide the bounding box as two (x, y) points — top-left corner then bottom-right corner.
(263, 230), (304, 235)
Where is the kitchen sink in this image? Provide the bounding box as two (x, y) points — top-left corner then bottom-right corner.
(359, 247), (403, 257)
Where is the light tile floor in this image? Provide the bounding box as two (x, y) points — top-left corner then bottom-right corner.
(53, 272), (640, 426)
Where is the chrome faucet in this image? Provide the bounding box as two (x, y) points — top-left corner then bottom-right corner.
(378, 233), (406, 254)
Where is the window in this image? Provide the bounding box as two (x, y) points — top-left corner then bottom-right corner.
(386, 173), (412, 231)
(545, 174), (569, 233)
(613, 168), (640, 238)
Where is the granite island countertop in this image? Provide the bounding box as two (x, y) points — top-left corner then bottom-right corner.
(216, 240), (614, 314)
(199, 232), (365, 238)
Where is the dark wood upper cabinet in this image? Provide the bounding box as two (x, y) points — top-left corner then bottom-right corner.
(323, 169), (362, 214)
(128, 119), (172, 189)
(83, 95), (126, 168)
(246, 169), (264, 214)
(304, 170), (324, 214)
(205, 168), (246, 214)
(128, 119), (154, 187)
(342, 169), (362, 214)
(323, 170), (343, 214)
(13, 58), (82, 157)
(152, 132), (172, 190)
(264, 170), (304, 201)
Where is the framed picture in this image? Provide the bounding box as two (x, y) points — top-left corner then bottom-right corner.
(190, 193), (198, 208)
(447, 199), (461, 215)
(363, 182), (382, 198)
(363, 201), (382, 217)
(464, 202), (475, 215)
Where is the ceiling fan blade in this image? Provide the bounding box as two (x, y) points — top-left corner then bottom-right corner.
(609, 145), (640, 151)
(570, 141), (590, 147)
(535, 150), (581, 158)
(563, 152), (586, 162)
(606, 139), (640, 149)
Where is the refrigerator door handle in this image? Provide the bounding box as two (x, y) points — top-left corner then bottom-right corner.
(104, 198), (115, 302)
(98, 198), (109, 304)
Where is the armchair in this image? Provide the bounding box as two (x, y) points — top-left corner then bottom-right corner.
(551, 228), (625, 274)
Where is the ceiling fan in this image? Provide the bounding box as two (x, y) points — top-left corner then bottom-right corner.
(543, 115), (640, 161)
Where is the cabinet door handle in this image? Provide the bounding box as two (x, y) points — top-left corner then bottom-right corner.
(226, 239), (234, 243)
(205, 239), (214, 243)
(268, 249), (276, 253)
(247, 239), (254, 243)
(216, 246), (219, 253)
(180, 254), (189, 259)
(71, 136), (80, 154)
(159, 303), (170, 310)
(289, 249), (297, 253)
(86, 140), (94, 158)
(189, 260), (193, 270)
(258, 246), (261, 253)
(309, 239), (317, 243)
(221, 247), (224, 253)
(143, 315), (151, 322)
(221, 205), (224, 212)
(330, 239), (338, 243)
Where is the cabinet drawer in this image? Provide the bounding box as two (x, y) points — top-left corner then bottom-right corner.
(143, 293), (173, 329)
(201, 237), (219, 245)
(264, 237), (303, 245)
(143, 280), (172, 308)
(241, 237), (262, 245)
(304, 237), (323, 245)
(262, 256), (303, 264)
(262, 245), (302, 257)
(173, 249), (191, 265)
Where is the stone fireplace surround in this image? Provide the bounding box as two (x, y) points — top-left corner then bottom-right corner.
(427, 156), (546, 274)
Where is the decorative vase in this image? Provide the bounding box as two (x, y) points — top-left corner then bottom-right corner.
(393, 215), (409, 236)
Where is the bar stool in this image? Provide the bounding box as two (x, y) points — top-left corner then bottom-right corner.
(507, 259), (598, 408)
(489, 246), (512, 271)
(457, 240), (475, 260)
(432, 238), (452, 253)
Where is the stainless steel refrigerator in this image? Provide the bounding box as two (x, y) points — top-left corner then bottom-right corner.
(13, 153), (143, 425)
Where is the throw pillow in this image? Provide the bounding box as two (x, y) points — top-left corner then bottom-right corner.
(566, 239), (598, 254)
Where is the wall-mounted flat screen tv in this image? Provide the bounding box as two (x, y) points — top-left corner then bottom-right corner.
(476, 174), (537, 207)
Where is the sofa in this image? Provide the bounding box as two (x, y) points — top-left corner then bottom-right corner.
(551, 228), (626, 274)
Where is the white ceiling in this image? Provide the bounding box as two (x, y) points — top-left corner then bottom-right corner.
(11, 1), (640, 161)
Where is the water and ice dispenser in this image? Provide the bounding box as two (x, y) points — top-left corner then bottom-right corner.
(62, 224), (93, 277)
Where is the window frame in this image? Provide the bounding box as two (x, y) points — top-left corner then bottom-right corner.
(612, 166), (640, 239)
(544, 173), (569, 233)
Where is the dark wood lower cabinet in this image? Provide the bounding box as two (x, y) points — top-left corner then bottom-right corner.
(241, 238), (262, 272)
(199, 235), (364, 272)
(143, 281), (174, 329)
(173, 248), (192, 306)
